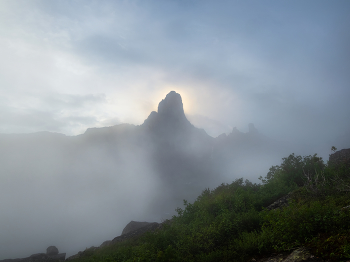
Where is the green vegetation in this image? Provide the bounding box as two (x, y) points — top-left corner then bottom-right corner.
(72, 153), (350, 262)
(331, 146), (337, 153)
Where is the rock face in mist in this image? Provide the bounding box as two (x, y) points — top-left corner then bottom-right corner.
(142, 91), (210, 147)
(122, 221), (153, 235)
(140, 92), (220, 213)
(46, 246), (58, 256)
(144, 91), (187, 125)
(329, 148), (350, 168)
(158, 91), (186, 119)
(142, 91), (192, 139)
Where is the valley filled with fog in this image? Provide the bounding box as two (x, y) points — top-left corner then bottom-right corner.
(0, 91), (303, 258)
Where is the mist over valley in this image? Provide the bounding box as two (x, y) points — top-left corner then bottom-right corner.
(1, 91), (297, 259)
(1, 1), (349, 259)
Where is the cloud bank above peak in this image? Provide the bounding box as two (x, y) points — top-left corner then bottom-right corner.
(0, 0), (349, 152)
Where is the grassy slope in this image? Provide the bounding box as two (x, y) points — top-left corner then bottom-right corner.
(71, 153), (350, 262)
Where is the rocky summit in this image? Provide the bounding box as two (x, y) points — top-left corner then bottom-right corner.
(142, 91), (194, 134)
(158, 91), (186, 119)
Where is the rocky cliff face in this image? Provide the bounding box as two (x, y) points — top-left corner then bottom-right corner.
(329, 148), (350, 168)
(157, 91), (186, 120)
(142, 91), (210, 147)
(143, 91), (189, 127)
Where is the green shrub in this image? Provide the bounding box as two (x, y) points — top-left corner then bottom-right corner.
(261, 199), (350, 253)
(259, 153), (325, 187)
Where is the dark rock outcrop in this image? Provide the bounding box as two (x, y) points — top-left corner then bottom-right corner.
(46, 247), (58, 256)
(250, 247), (327, 261)
(142, 91), (204, 144)
(67, 220), (169, 260)
(329, 148), (350, 169)
(122, 221), (153, 235)
(157, 91), (186, 119)
(111, 222), (161, 244)
(29, 253), (47, 261)
(266, 193), (293, 211)
(46, 254), (66, 261)
(0, 247), (65, 262)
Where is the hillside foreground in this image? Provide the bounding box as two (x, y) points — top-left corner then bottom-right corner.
(70, 149), (350, 261)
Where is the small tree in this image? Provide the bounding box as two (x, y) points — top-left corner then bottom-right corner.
(259, 153), (325, 188)
(302, 169), (327, 196)
(331, 146), (337, 153)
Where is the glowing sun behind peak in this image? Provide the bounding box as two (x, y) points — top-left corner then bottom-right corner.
(155, 88), (193, 115)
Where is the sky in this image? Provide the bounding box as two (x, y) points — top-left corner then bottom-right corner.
(1, 0), (350, 153)
(1, 1), (350, 259)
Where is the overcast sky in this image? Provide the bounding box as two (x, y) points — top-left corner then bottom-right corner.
(1, 0), (349, 151)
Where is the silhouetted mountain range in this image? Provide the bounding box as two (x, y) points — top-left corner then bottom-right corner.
(0, 91), (291, 213)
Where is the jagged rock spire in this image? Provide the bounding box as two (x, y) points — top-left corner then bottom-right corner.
(143, 91), (190, 128)
(157, 91), (185, 119)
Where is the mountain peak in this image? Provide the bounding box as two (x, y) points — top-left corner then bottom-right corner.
(142, 91), (191, 130)
(157, 91), (185, 118)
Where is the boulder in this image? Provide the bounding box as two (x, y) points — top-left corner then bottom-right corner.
(266, 193), (293, 211)
(46, 246), (58, 256)
(283, 248), (312, 262)
(249, 247), (328, 262)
